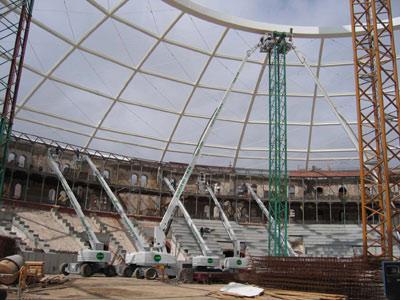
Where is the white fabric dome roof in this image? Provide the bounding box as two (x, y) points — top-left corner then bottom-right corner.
(6, 0), (400, 170)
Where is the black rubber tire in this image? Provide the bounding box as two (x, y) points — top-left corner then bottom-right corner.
(59, 263), (69, 275)
(0, 289), (7, 300)
(104, 265), (117, 277)
(133, 268), (144, 279)
(144, 267), (158, 280)
(121, 265), (133, 277)
(80, 263), (92, 277)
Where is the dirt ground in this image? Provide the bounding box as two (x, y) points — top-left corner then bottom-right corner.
(6, 275), (227, 300)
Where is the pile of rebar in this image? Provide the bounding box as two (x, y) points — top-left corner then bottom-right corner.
(246, 256), (384, 300)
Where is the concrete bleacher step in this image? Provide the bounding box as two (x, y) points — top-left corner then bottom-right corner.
(12, 215), (55, 253)
(51, 208), (89, 249)
(171, 217), (369, 258)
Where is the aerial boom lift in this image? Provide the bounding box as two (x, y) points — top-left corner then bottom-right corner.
(246, 183), (297, 257)
(83, 154), (146, 251)
(154, 34), (269, 258)
(205, 185), (248, 270)
(83, 154), (177, 279)
(48, 149), (115, 277)
(163, 178), (219, 269)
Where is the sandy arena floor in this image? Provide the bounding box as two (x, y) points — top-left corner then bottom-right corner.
(6, 275), (227, 300)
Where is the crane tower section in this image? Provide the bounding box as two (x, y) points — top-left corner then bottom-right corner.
(261, 31), (293, 256)
(350, 0), (400, 260)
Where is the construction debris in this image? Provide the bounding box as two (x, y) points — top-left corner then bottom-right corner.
(208, 288), (347, 300)
(220, 282), (263, 297)
(263, 289), (347, 300)
(39, 275), (69, 285)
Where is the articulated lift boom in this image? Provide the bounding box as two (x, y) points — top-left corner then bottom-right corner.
(83, 154), (177, 279)
(246, 183), (297, 256)
(205, 185), (248, 269)
(83, 154), (146, 252)
(48, 149), (116, 277)
(154, 35), (268, 260)
(163, 178), (219, 269)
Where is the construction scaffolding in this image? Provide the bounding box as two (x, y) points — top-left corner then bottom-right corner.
(0, 0), (34, 197)
(350, 0), (400, 260)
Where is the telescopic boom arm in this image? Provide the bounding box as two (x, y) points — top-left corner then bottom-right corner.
(205, 185), (241, 257)
(163, 177), (211, 256)
(154, 36), (267, 250)
(48, 150), (103, 250)
(246, 183), (297, 256)
(83, 154), (147, 252)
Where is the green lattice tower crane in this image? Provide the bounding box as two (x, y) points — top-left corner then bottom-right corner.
(263, 31), (292, 256)
(0, 1), (34, 198)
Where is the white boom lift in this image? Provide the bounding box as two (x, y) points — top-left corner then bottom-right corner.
(48, 149), (116, 277)
(204, 184), (249, 270)
(152, 35), (270, 277)
(246, 183), (297, 256)
(163, 178), (220, 270)
(82, 153), (178, 279)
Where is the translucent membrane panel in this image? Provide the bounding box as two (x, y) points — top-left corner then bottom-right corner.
(204, 120), (243, 147)
(248, 95), (268, 122)
(172, 116), (209, 143)
(217, 29), (265, 60)
(219, 92), (252, 120)
(197, 155), (233, 167)
(235, 158), (268, 170)
(193, 0), (351, 26)
(94, 0), (122, 11)
(287, 160), (306, 170)
(185, 87), (224, 116)
(239, 150), (268, 159)
(163, 151), (194, 164)
(101, 102), (179, 139)
(310, 125), (357, 151)
(322, 37), (354, 63)
(13, 119), (90, 147)
(16, 70), (43, 105)
(288, 38), (322, 64)
(24, 24), (72, 74)
(17, 110), (94, 136)
(95, 130), (166, 150)
(142, 42), (209, 82)
(307, 153), (360, 171)
(287, 97), (314, 124)
(330, 96), (358, 123)
(33, 0), (103, 43)
(167, 143), (196, 153)
(201, 57), (263, 92)
(90, 137), (162, 160)
(24, 80), (111, 125)
(286, 65), (317, 95)
(309, 151), (358, 158)
(287, 125), (309, 150)
(123, 73), (192, 111)
(240, 123), (268, 149)
(165, 13), (226, 51)
(81, 18), (157, 67)
(52, 50), (133, 97)
(115, 0), (181, 35)
(313, 96), (354, 124)
(201, 147), (236, 158)
(318, 64), (355, 94)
